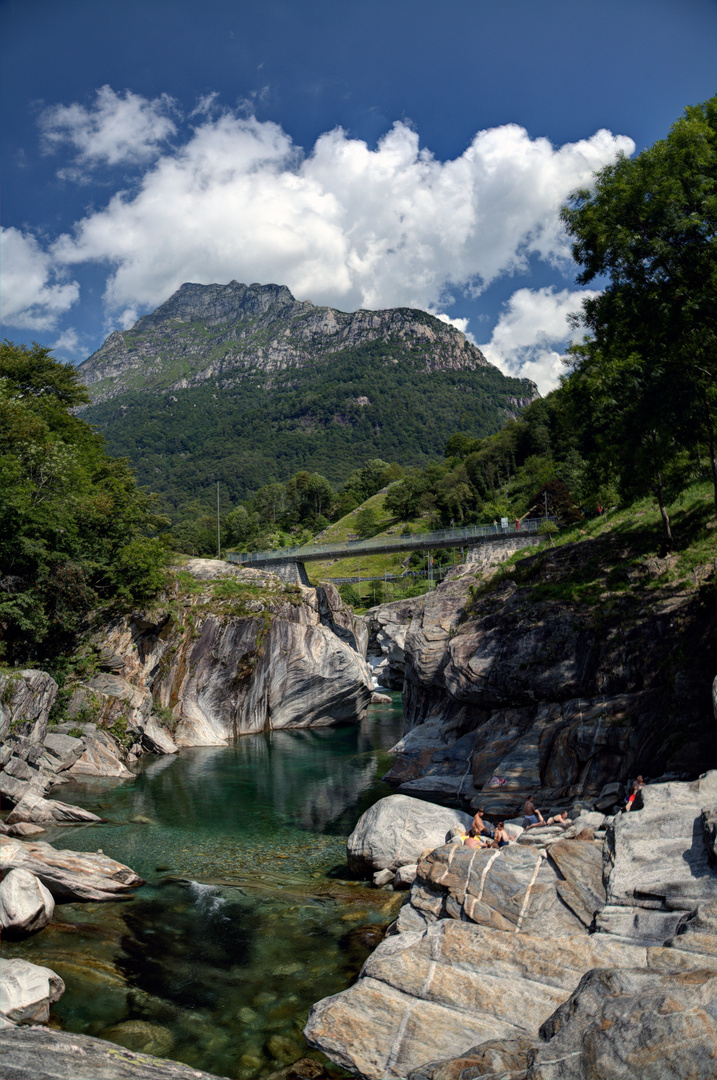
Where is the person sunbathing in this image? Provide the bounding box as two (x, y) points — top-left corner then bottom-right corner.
(545, 811), (570, 827)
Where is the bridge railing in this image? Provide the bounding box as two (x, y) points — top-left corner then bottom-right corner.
(227, 517), (553, 566)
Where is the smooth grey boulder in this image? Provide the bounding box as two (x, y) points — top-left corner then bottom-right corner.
(529, 966), (717, 1079)
(347, 794), (471, 876)
(0, 959), (65, 1025)
(562, 811), (606, 836)
(6, 791), (101, 826)
(0, 836), (143, 901)
(0, 1026), (227, 1079)
(394, 863), (418, 889)
(0, 868), (55, 935)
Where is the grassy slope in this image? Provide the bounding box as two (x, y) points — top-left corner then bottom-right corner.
(307, 479), (716, 610)
(305, 491), (440, 598)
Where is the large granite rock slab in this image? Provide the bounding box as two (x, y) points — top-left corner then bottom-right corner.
(0, 1026), (227, 1079)
(547, 838), (606, 928)
(529, 966), (717, 1079)
(0, 836), (143, 902)
(0, 959), (65, 1025)
(0, 868), (55, 935)
(346, 794), (471, 877)
(304, 920), (650, 1080)
(68, 729), (133, 778)
(6, 791), (101, 826)
(605, 771), (717, 913)
(405, 841), (586, 936)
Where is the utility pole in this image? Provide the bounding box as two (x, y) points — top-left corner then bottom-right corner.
(217, 482), (221, 559)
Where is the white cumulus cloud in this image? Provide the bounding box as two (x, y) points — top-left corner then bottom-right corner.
(478, 286), (600, 394)
(0, 227), (79, 331)
(46, 104), (632, 322)
(39, 85), (177, 170)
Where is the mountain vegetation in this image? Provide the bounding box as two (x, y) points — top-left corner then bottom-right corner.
(77, 283), (536, 514)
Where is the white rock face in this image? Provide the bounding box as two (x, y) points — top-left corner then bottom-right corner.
(347, 794), (472, 876)
(0, 836), (143, 902)
(6, 791), (101, 826)
(0, 959), (65, 1024)
(0, 868), (55, 935)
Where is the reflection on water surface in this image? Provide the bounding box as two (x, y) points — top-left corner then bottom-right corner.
(5, 699), (404, 1078)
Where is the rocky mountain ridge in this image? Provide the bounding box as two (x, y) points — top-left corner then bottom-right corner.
(74, 281), (537, 504)
(80, 281), (505, 404)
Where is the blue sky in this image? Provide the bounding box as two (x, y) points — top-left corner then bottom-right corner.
(2, 0), (716, 391)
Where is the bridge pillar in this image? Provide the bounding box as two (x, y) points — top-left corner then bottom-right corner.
(264, 561), (310, 586)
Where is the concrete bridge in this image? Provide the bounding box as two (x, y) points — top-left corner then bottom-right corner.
(227, 518), (551, 583)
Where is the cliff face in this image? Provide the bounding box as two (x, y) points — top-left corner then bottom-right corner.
(0, 561), (372, 819)
(80, 281), (494, 404)
(380, 539), (715, 811)
(77, 561), (372, 747)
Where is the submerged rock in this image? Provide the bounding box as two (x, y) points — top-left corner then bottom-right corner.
(0, 1026), (228, 1079)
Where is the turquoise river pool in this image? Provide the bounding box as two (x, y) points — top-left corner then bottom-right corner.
(5, 695), (405, 1078)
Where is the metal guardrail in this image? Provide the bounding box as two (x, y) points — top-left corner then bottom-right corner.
(227, 517), (555, 567)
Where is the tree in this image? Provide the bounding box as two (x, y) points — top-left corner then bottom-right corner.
(0, 341), (169, 661)
(355, 505), (379, 538)
(561, 94), (717, 524)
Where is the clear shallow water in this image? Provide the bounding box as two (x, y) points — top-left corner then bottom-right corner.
(6, 698), (405, 1078)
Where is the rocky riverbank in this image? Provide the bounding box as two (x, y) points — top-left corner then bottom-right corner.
(0, 558), (375, 1076)
(305, 770), (717, 1078)
(1, 559), (371, 830)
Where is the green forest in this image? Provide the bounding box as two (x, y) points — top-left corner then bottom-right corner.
(80, 338), (534, 512)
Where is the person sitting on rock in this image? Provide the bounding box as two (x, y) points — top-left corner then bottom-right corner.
(523, 795), (546, 829)
(471, 807), (494, 839)
(624, 775), (645, 812)
(491, 821), (510, 848)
